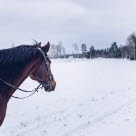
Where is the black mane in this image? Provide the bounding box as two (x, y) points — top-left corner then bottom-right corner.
(0, 44), (38, 79)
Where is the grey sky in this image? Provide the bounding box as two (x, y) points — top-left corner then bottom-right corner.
(0, 0), (136, 52)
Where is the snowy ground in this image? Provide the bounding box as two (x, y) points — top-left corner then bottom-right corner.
(1, 58), (136, 136)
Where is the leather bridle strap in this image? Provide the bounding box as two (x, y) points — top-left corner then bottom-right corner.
(0, 78), (42, 99)
(37, 48), (53, 88)
(0, 78), (40, 93)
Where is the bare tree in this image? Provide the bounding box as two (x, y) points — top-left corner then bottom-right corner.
(48, 44), (58, 59)
(72, 43), (79, 58)
(56, 41), (63, 58)
(62, 47), (66, 58)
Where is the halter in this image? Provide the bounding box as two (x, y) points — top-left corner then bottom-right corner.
(0, 48), (53, 99)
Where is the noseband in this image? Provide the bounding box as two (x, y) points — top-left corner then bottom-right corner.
(0, 48), (53, 99)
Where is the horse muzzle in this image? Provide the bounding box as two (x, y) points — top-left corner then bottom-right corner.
(42, 80), (56, 92)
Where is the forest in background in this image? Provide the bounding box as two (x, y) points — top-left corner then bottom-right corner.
(49, 33), (136, 60)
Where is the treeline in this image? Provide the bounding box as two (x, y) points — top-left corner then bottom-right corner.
(83, 42), (135, 60)
(49, 33), (136, 60)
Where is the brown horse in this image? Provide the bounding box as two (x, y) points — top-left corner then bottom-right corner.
(0, 42), (56, 126)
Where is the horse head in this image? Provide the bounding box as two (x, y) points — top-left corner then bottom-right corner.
(30, 42), (56, 92)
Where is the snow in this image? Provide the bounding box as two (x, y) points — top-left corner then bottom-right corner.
(1, 58), (136, 136)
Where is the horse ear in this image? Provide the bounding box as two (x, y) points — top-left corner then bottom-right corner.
(36, 42), (41, 48)
(42, 42), (50, 52)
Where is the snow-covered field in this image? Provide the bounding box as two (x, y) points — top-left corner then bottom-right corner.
(1, 58), (136, 136)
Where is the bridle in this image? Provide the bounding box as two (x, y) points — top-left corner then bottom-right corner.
(37, 48), (53, 90)
(0, 48), (53, 99)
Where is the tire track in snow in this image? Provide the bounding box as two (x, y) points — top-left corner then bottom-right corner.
(62, 96), (136, 136)
(10, 89), (136, 136)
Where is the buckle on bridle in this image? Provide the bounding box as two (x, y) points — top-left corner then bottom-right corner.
(42, 80), (52, 87)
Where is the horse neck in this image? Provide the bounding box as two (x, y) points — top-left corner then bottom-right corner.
(2, 57), (41, 101)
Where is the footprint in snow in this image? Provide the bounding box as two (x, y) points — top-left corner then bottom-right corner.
(124, 118), (130, 122)
(20, 122), (28, 127)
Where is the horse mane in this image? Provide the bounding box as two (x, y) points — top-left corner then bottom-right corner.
(0, 44), (39, 79)
(0, 45), (38, 65)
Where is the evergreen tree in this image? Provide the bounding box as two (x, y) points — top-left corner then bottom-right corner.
(81, 44), (87, 58)
(89, 46), (95, 58)
(109, 42), (118, 58)
(126, 33), (136, 60)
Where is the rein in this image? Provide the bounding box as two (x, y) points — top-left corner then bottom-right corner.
(0, 47), (52, 99)
(0, 77), (42, 100)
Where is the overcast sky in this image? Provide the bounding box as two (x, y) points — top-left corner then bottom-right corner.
(0, 0), (136, 52)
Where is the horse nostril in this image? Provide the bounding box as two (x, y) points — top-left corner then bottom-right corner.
(45, 85), (50, 91)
